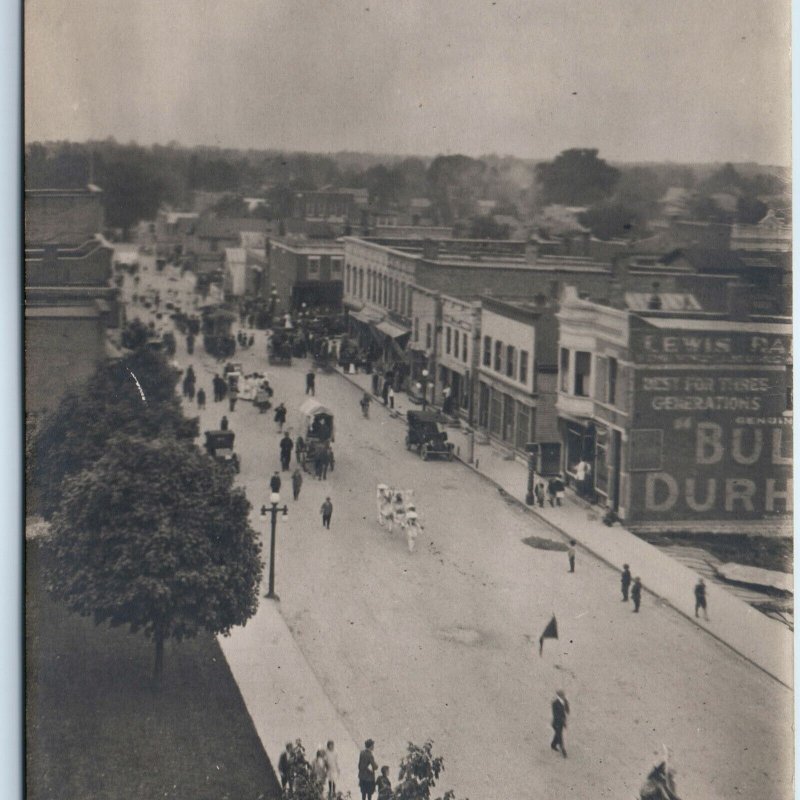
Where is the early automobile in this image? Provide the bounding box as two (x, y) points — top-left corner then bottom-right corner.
(268, 327), (294, 366)
(405, 410), (454, 461)
(204, 430), (240, 473)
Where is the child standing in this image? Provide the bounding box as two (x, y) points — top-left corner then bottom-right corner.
(376, 766), (392, 800)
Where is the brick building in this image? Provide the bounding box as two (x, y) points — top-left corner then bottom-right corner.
(24, 186), (119, 416)
(265, 237), (344, 313)
(556, 285), (792, 532)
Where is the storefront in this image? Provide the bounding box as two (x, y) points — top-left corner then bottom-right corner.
(478, 378), (537, 452)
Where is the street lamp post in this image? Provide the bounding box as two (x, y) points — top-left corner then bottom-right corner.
(261, 492), (288, 601)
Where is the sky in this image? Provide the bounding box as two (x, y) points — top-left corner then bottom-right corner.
(24, 0), (791, 165)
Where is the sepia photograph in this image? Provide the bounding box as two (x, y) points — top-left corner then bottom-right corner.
(23, 2), (792, 798)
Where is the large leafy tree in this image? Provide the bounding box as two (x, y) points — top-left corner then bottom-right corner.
(30, 346), (198, 518)
(394, 741), (455, 800)
(45, 437), (263, 687)
(535, 148), (620, 206)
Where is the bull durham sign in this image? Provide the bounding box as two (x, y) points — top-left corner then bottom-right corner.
(627, 327), (792, 523)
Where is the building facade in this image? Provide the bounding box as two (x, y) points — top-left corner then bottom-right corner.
(476, 297), (559, 453)
(556, 286), (792, 532)
(266, 237), (344, 313)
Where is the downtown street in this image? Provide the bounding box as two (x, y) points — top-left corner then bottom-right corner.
(123, 257), (792, 800)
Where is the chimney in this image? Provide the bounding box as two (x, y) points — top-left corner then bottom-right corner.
(726, 281), (751, 321)
(525, 241), (538, 265)
(422, 238), (439, 260)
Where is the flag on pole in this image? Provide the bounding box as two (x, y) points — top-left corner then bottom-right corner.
(539, 614), (558, 656)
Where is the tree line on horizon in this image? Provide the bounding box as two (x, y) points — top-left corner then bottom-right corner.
(25, 139), (789, 241)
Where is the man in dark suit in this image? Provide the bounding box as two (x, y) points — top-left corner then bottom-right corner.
(550, 689), (570, 758)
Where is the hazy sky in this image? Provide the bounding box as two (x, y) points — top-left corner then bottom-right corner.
(25, 0), (791, 164)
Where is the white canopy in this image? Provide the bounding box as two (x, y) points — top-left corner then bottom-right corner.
(299, 398), (334, 418)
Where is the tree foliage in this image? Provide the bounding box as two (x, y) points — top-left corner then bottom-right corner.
(394, 741), (455, 800)
(535, 148), (620, 206)
(30, 344), (198, 518)
(45, 437), (263, 684)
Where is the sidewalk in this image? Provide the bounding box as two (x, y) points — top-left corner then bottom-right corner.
(217, 600), (362, 793)
(336, 365), (793, 690)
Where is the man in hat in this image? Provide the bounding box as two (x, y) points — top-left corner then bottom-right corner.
(279, 433), (294, 471)
(631, 576), (642, 612)
(358, 739), (378, 800)
(567, 540), (576, 573)
(270, 471), (281, 494)
(694, 578), (708, 620)
(621, 564), (632, 601)
(550, 690), (570, 758)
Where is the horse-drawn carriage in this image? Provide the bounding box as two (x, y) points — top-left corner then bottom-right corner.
(269, 327), (294, 366)
(298, 399), (334, 470)
(204, 430), (240, 473)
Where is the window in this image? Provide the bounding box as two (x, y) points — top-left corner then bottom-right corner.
(331, 258), (343, 278)
(446, 327), (452, 354)
(345, 264), (351, 294)
(786, 363), (793, 411)
(560, 348), (570, 392)
(506, 345), (516, 379)
(414, 316), (419, 342)
(494, 340), (503, 372)
(479, 382), (490, 428)
(307, 257), (320, 278)
(483, 336), (492, 367)
(425, 323), (432, 349)
(519, 350), (529, 385)
(574, 351), (591, 397)
(453, 330), (459, 359)
(462, 332), (468, 363)
(607, 357), (618, 405)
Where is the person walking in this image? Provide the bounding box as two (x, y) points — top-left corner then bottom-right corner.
(621, 564), (632, 601)
(534, 480), (545, 508)
(313, 749), (328, 792)
(274, 403), (287, 432)
(546, 477), (557, 507)
(567, 540), (576, 573)
(376, 766), (392, 800)
(280, 434), (294, 471)
(550, 689), (570, 758)
(291, 468), (303, 501)
(405, 508), (422, 553)
(360, 392), (371, 418)
(358, 739), (378, 800)
(270, 471), (281, 494)
(228, 385), (239, 412)
(220, 415), (229, 431)
(295, 435), (306, 467)
(196, 387), (206, 409)
(694, 578), (709, 620)
(553, 473), (566, 506)
(388, 386), (395, 409)
(278, 742), (294, 790)
(306, 370), (316, 396)
(381, 380), (389, 406)
(325, 741), (340, 800)
(631, 576), (642, 612)
(320, 497), (333, 529)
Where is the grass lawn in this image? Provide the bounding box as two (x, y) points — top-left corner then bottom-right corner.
(26, 541), (282, 800)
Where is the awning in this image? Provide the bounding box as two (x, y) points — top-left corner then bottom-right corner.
(349, 308), (382, 325)
(376, 320), (411, 339)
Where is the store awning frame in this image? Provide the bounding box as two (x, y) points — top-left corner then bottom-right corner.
(376, 320), (411, 340)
